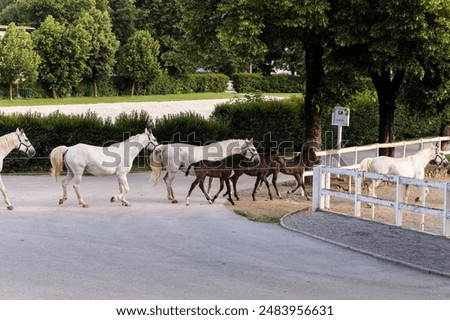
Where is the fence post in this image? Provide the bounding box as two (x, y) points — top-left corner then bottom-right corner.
(354, 169), (361, 217)
(444, 183), (450, 237)
(395, 175), (402, 226)
(312, 166), (323, 211)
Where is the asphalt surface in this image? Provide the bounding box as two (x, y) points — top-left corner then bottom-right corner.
(281, 210), (450, 278)
(1, 100), (450, 299)
(0, 173), (450, 299)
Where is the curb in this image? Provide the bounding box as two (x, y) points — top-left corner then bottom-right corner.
(279, 210), (450, 279)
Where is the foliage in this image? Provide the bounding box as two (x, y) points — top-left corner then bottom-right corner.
(78, 9), (119, 97)
(211, 97), (304, 151)
(116, 30), (161, 96)
(0, 109), (153, 172)
(0, 0), (97, 27)
(0, 23), (40, 99)
(109, 0), (136, 45)
(32, 16), (91, 98)
(231, 73), (303, 93)
(154, 111), (229, 145)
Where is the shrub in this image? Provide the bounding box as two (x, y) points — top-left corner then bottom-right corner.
(211, 97), (304, 152)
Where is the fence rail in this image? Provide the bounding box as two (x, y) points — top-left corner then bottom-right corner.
(311, 166), (450, 237)
(303, 135), (450, 178)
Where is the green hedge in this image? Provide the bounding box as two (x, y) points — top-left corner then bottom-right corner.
(211, 97), (304, 152)
(0, 110), (152, 173)
(231, 73), (304, 93)
(0, 93), (444, 173)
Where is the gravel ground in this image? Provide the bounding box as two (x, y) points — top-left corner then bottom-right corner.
(0, 99), (232, 120)
(281, 210), (450, 278)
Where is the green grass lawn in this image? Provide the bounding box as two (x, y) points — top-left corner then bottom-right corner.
(0, 92), (301, 107)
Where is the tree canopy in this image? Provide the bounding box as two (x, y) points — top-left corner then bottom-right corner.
(0, 23), (40, 99)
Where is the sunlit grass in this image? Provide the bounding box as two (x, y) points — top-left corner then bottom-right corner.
(0, 92), (299, 107)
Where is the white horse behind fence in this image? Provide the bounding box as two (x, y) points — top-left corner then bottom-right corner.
(0, 129), (36, 210)
(359, 144), (448, 206)
(50, 128), (158, 208)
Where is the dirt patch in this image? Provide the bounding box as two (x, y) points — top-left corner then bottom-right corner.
(224, 181), (313, 221)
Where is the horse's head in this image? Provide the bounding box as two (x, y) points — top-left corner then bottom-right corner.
(240, 138), (260, 164)
(433, 145), (449, 167)
(303, 147), (321, 168)
(144, 128), (159, 152)
(269, 150), (285, 166)
(15, 128), (36, 157)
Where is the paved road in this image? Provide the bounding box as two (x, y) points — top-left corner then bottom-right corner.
(0, 173), (449, 299)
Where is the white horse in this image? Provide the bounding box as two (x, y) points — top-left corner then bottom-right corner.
(150, 139), (260, 203)
(0, 129), (36, 210)
(359, 145), (448, 206)
(50, 128), (158, 208)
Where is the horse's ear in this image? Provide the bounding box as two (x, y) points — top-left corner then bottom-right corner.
(145, 128), (150, 134)
(16, 128), (23, 135)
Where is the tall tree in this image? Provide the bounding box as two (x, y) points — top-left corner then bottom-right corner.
(0, 23), (40, 100)
(116, 30), (161, 96)
(78, 9), (119, 97)
(333, 0), (450, 156)
(0, 0), (97, 27)
(134, 0), (185, 74)
(181, 0), (342, 149)
(109, 0), (136, 45)
(33, 16), (91, 98)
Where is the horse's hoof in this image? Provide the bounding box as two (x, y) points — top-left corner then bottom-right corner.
(172, 199), (178, 204)
(59, 199), (64, 205)
(7, 205), (13, 210)
(415, 197), (421, 203)
(287, 191), (292, 194)
(82, 204), (89, 208)
(186, 203), (189, 206)
(111, 197), (116, 203)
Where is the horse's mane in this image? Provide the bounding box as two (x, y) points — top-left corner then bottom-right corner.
(0, 132), (17, 150)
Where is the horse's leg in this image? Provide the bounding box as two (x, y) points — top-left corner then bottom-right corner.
(59, 170), (74, 205)
(211, 177), (224, 203)
(0, 175), (13, 210)
(367, 179), (380, 208)
(225, 178), (235, 205)
(198, 176), (213, 204)
(263, 175), (273, 200)
(163, 171), (178, 204)
(414, 186), (429, 203)
(186, 177), (200, 206)
(207, 176), (214, 197)
(288, 173), (303, 195)
(111, 174), (131, 206)
(230, 172), (242, 200)
(272, 171), (282, 199)
(72, 173), (88, 208)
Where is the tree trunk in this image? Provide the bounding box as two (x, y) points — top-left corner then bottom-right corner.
(131, 81), (136, 96)
(370, 69), (405, 157)
(8, 83), (13, 100)
(440, 122), (450, 151)
(93, 79), (98, 97)
(303, 39), (325, 151)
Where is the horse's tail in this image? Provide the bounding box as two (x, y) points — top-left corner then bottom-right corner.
(359, 157), (373, 172)
(50, 146), (69, 181)
(150, 145), (165, 186)
(185, 163), (194, 176)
